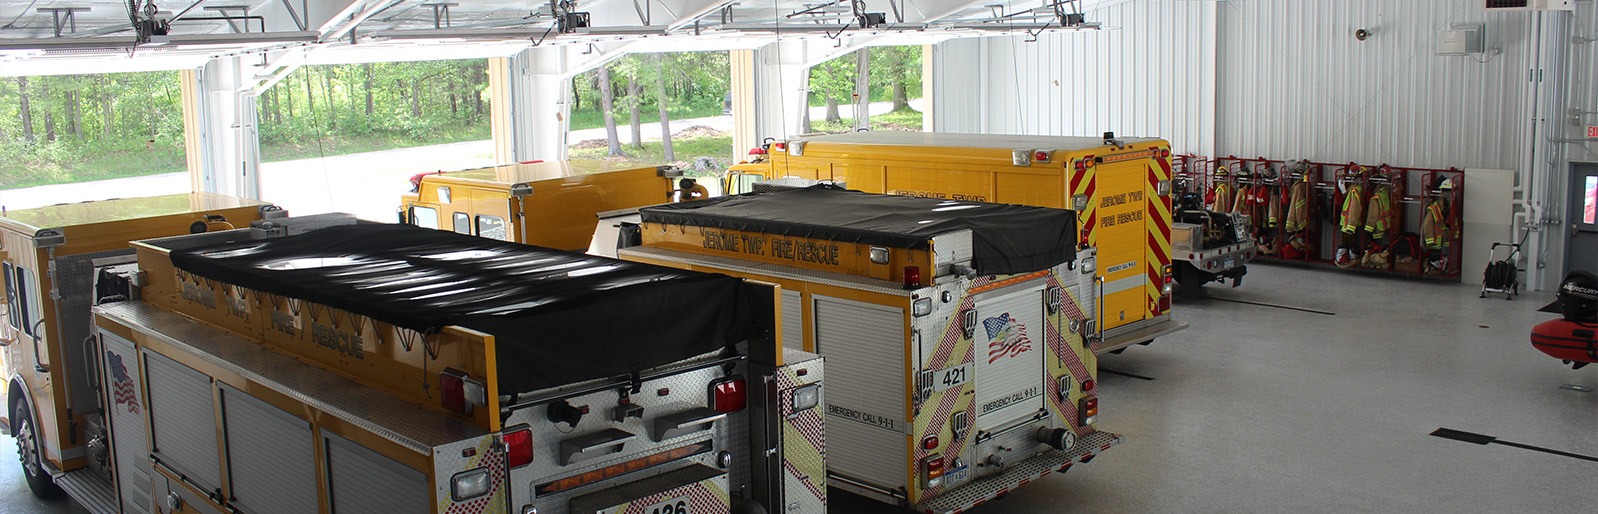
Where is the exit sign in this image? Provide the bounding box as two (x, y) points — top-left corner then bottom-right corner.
(1589, 125), (1598, 138)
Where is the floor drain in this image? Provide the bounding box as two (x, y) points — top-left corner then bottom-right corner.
(1559, 384), (1594, 393)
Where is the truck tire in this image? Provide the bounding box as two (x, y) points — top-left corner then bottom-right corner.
(12, 401), (64, 499)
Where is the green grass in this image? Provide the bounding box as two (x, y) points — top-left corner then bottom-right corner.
(569, 102), (725, 132)
(568, 136), (735, 176)
(259, 124), (490, 163)
(0, 124), (492, 191)
(0, 143), (188, 190)
(808, 92), (922, 107)
(808, 108), (924, 133)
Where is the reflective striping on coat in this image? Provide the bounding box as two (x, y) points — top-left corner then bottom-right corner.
(1364, 185), (1392, 240)
(1340, 184), (1366, 234)
(1284, 181), (1310, 233)
(1422, 200), (1449, 249)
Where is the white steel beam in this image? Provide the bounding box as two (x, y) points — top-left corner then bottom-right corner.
(186, 56), (263, 199)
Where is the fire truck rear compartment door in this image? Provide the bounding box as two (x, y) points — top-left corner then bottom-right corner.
(971, 286), (1046, 431)
(812, 295), (906, 490)
(220, 383), (317, 514)
(1093, 159), (1151, 330)
(324, 430), (429, 514)
(101, 332), (152, 514)
(143, 349), (222, 493)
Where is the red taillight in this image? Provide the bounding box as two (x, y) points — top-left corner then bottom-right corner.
(772, 142), (787, 152)
(1034, 150), (1050, 162)
(504, 427), (534, 468)
(1159, 294), (1171, 313)
(921, 435), (939, 451)
(1160, 149), (1171, 159)
(1079, 230), (1090, 248)
(903, 266), (922, 289)
(440, 372), (465, 413)
(440, 368), (483, 415)
(1079, 396), (1099, 423)
(710, 376), (747, 413)
(1081, 379), (1096, 393)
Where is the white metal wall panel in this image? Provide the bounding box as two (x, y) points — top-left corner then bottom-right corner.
(934, 0), (1217, 153)
(1216, 0), (1531, 170)
(325, 431), (429, 514)
(812, 295), (906, 489)
(781, 290), (805, 351)
(101, 332), (152, 514)
(143, 349), (222, 493)
(221, 384), (318, 514)
(935, 0), (1534, 171)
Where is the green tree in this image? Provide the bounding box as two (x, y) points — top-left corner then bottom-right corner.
(809, 53), (859, 124)
(871, 46), (922, 111)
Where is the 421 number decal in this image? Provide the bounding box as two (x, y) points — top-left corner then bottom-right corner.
(933, 363), (972, 392)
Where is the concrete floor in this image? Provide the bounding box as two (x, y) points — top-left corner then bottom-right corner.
(5, 263), (1595, 513)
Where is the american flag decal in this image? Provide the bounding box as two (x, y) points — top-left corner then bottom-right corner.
(983, 313), (1034, 364)
(107, 351), (140, 414)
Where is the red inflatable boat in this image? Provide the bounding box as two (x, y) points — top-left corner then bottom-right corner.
(1531, 318), (1598, 370)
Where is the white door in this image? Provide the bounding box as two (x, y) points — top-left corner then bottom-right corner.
(971, 286), (1046, 431)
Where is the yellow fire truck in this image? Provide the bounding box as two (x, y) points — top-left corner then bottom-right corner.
(399, 160), (681, 251)
(726, 132), (1198, 354)
(603, 185), (1122, 514)
(6, 198), (826, 514)
(1, 194), (277, 504)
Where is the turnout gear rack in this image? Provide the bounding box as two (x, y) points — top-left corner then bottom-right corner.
(1186, 156), (1466, 281)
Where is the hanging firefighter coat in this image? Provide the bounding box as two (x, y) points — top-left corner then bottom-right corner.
(1234, 186), (1253, 232)
(1340, 183), (1366, 235)
(1266, 183), (1283, 229)
(1209, 181), (1233, 212)
(1364, 184), (1392, 240)
(1284, 180), (1309, 233)
(1422, 199), (1449, 250)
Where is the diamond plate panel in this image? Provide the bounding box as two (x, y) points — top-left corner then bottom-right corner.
(917, 430), (1122, 514)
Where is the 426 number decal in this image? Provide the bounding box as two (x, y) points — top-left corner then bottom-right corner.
(644, 496), (690, 514)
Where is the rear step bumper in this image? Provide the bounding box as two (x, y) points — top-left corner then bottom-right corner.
(1097, 316), (1188, 355)
(56, 468), (118, 514)
(916, 430), (1123, 514)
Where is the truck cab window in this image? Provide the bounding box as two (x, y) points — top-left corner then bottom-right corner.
(410, 206), (439, 230)
(453, 213), (471, 234)
(16, 265), (34, 336)
(4, 261), (17, 329)
(476, 215), (507, 241)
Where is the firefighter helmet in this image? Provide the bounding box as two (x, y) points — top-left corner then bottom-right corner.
(1432, 176), (1456, 193)
(1214, 165), (1230, 178)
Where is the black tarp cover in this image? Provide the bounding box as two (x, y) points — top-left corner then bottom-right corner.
(168, 224), (754, 393)
(641, 185), (1077, 275)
